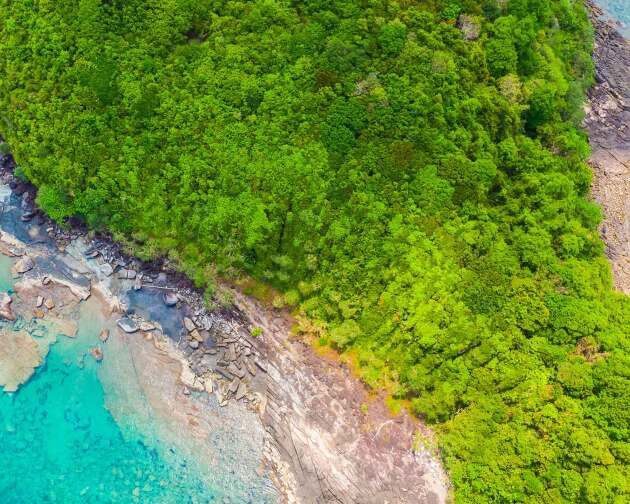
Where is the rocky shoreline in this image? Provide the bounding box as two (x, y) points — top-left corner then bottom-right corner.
(585, 1), (630, 294)
(0, 149), (448, 502)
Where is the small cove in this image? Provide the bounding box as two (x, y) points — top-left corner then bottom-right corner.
(0, 188), (279, 503)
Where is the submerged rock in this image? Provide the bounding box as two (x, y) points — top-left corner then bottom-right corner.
(162, 291), (178, 306)
(0, 292), (15, 321)
(0, 329), (42, 392)
(117, 317), (138, 333)
(90, 346), (104, 362)
(99, 328), (109, 342)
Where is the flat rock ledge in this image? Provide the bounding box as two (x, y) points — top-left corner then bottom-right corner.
(584, 1), (630, 294)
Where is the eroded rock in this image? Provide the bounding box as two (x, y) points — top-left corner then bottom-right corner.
(117, 317), (138, 333)
(0, 292), (15, 321)
(12, 255), (34, 275)
(0, 329), (42, 392)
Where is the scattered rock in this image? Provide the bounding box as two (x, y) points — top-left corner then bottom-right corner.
(20, 211), (35, 222)
(99, 329), (109, 342)
(204, 378), (213, 394)
(162, 291), (178, 306)
(228, 362), (246, 379)
(183, 317), (196, 332)
(85, 249), (99, 259)
(229, 377), (240, 394)
(99, 263), (114, 277)
(235, 381), (247, 400)
(139, 321), (155, 331)
(42, 276), (51, 285)
(190, 329), (203, 342)
(117, 268), (137, 280)
(244, 358), (257, 376)
(0, 293), (15, 321)
(255, 359), (267, 373)
(12, 256), (34, 275)
(133, 277), (142, 291)
(117, 317), (138, 333)
(226, 343), (237, 362)
(89, 346), (103, 362)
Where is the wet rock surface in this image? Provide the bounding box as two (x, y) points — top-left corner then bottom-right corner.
(585, 1), (630, 294)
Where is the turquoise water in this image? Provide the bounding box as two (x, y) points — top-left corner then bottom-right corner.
(0, 317), (229, 503)
(599, 0), (630, 36)
(0, 334), (222, 503)
(0, 254), (275, 503)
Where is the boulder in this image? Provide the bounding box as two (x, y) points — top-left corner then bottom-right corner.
(183, 317), (196, 332)
(188, 340), (199, 349)
(99, 263), (114, 277)
(0, 293), (15, 321)
(228, 362), (247, 379)
(36, 296), (43, 308)
(162, 291), (178, 307)
(190, 329), (203, 342)
(99, 329), (110, 342)
(244, 358), (257, 376)
(12, 256), (34, 275)
(44, 298), (55, 310)
(235, 381), (247, 401)
(89, 346), (103, 362)
(117, 317), (138, 333)
(229, 377), (240, 394)
(133, 278), (143, 291)
(139, 321), (155, 331)
(204, 378), (213, 394)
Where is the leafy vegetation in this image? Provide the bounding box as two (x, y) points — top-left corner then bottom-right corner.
(1, 0), (628, 501)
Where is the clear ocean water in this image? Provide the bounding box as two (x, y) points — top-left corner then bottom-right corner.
(0, 252), (275, 503)
(599, 0), (630, 36)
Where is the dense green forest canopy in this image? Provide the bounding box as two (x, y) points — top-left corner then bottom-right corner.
(1, 0), (629, 501)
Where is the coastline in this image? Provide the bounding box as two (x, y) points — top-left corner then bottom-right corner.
(585, 1), (630, 294)
(0, 150), (448, 502)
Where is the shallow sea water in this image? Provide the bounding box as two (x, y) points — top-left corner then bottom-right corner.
(0, 244), (276, 503)
(598, 0), (630, 36)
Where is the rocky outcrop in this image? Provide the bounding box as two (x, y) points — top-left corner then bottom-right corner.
(584, 2), (630, 294)
(0, 329), (42, 392)
(231, 291), (449, 504)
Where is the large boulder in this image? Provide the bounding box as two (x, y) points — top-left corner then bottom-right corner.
(117, 317), (139, 333)
(12, 255), (34, 275)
